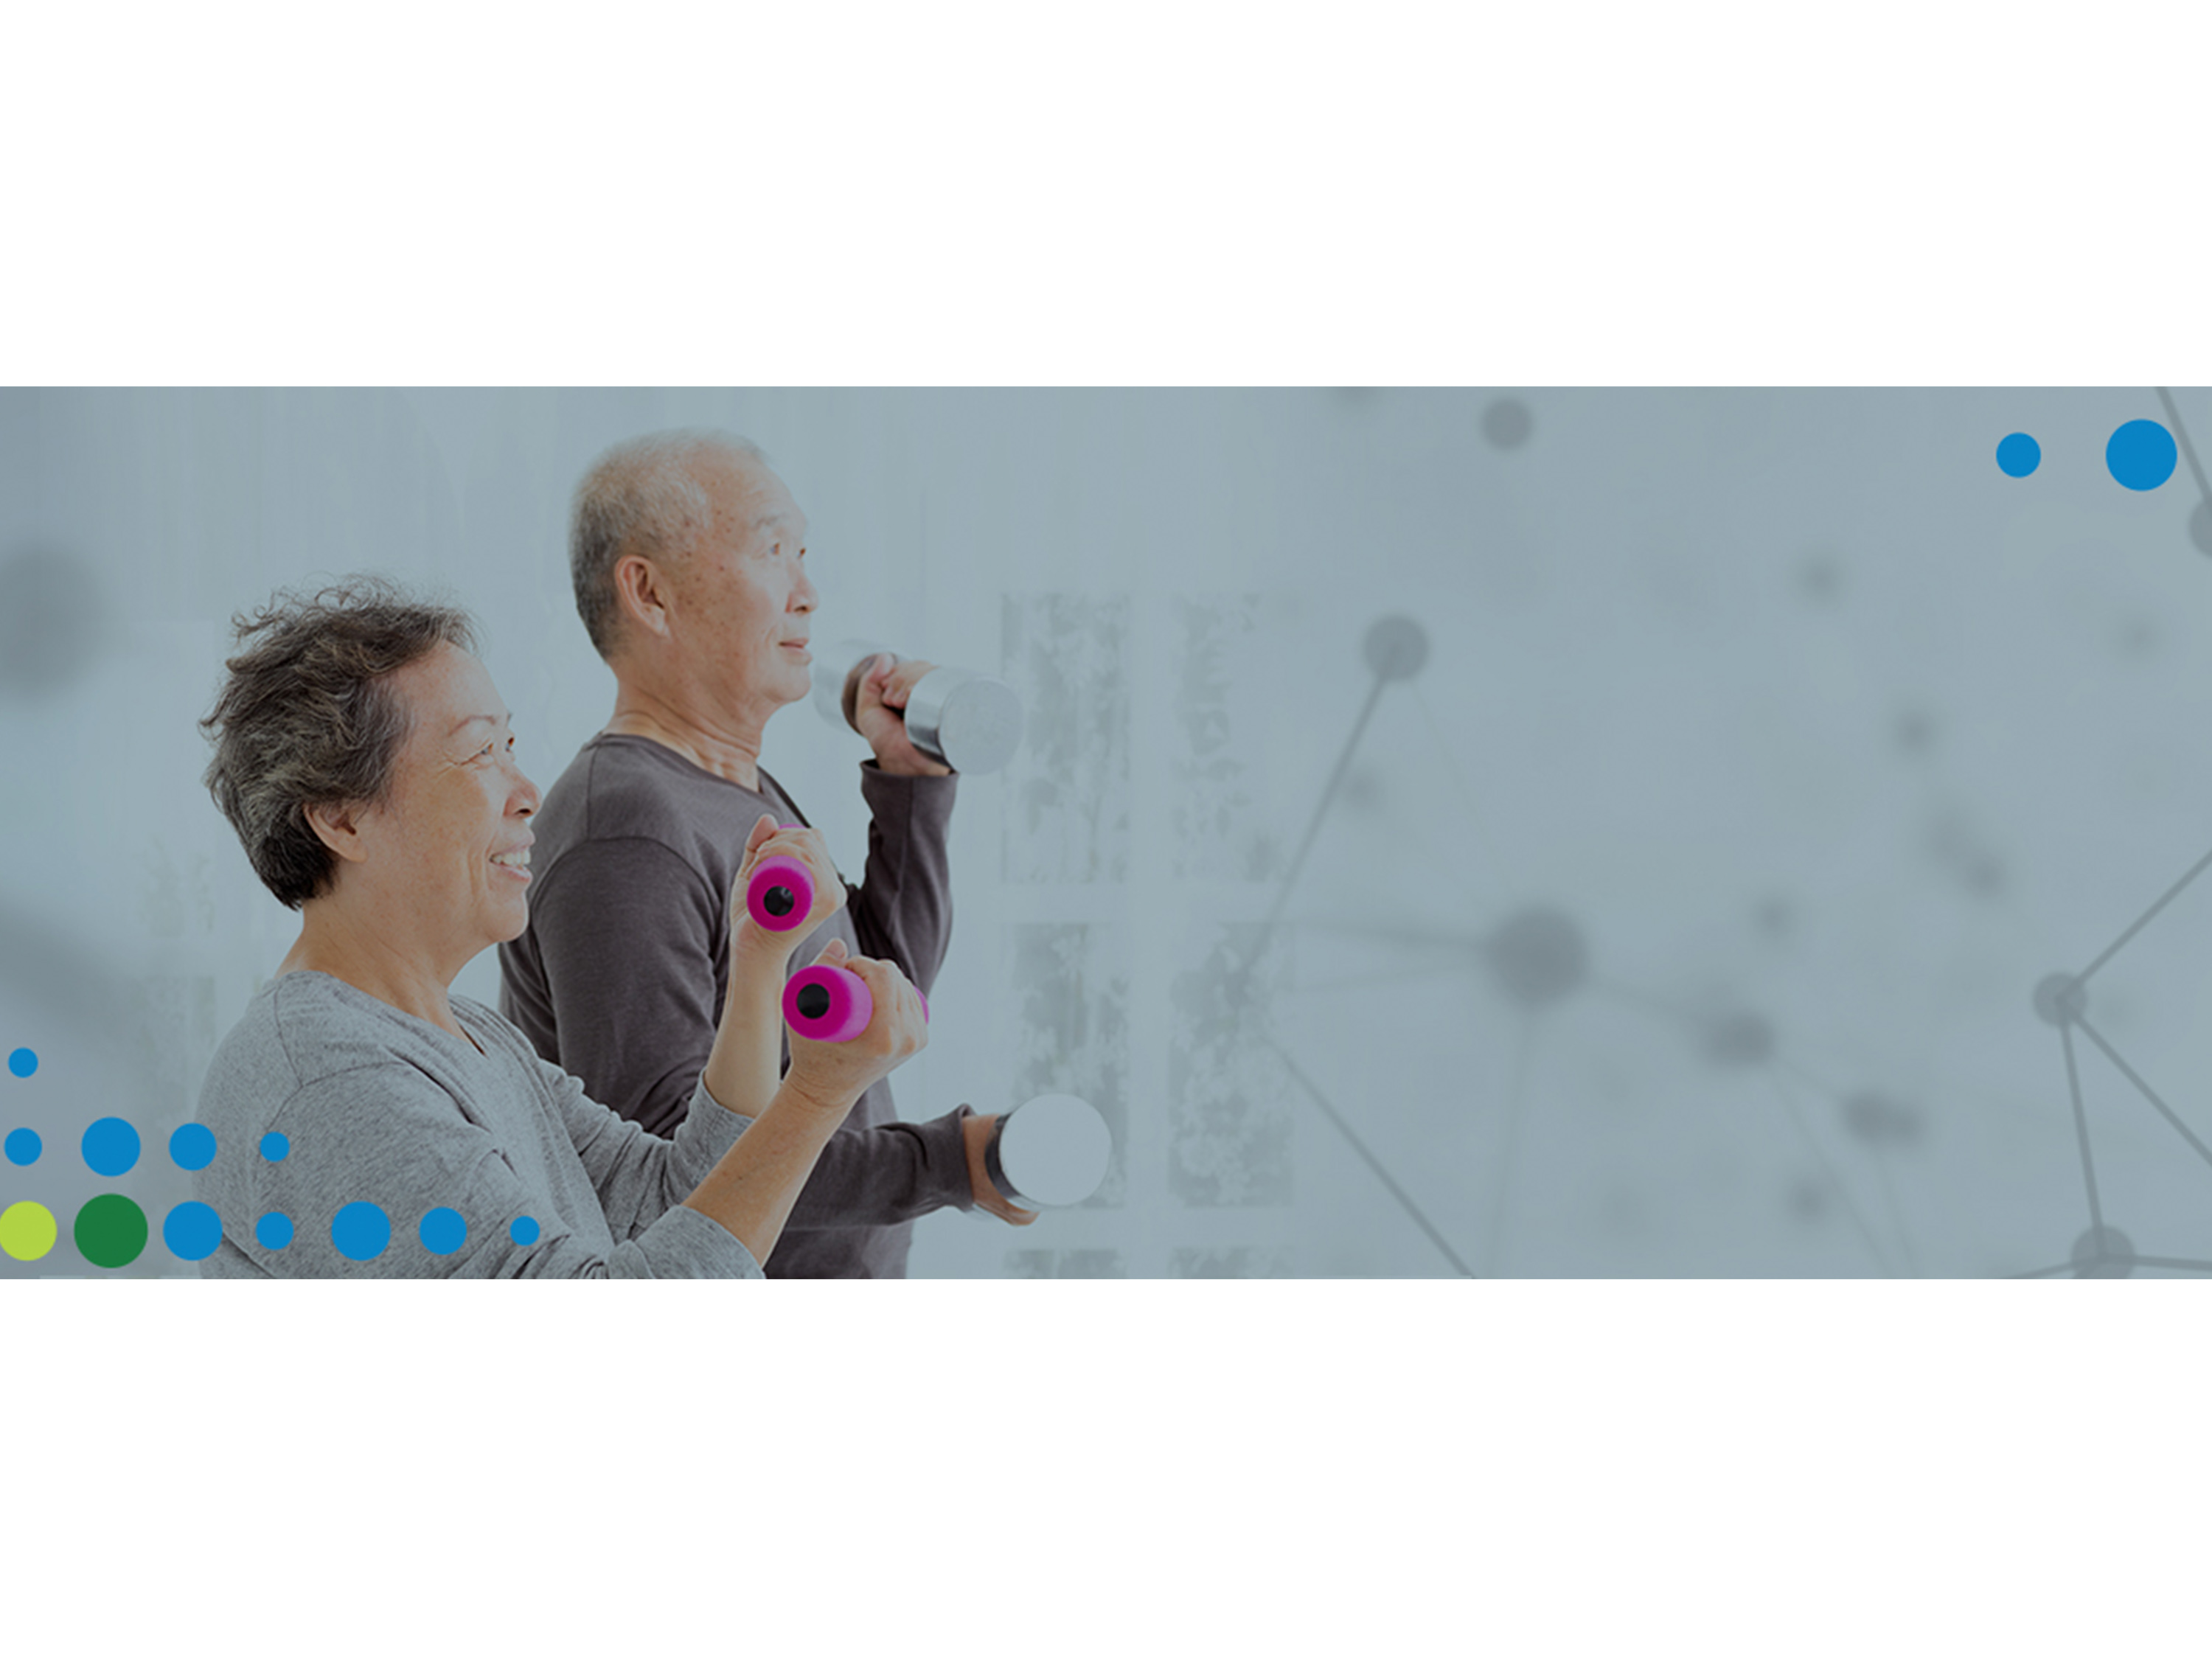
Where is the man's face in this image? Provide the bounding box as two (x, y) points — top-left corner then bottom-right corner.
(669, 453), (819, 712)
(358, 643), (540, 954)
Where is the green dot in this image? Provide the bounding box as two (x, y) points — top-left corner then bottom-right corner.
(74, 1194), (148, 1269)
(0, 1200), (58, 1261)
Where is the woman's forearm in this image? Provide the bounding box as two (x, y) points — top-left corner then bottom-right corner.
(700, 929), (787, 1124)
(681, 1074), (852, 1264)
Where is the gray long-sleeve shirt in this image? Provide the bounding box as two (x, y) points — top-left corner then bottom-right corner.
(192, 972), (762, 1279)
(498, 734), (971, 1279)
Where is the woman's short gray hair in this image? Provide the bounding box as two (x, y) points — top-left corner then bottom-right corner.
(569, 428), (765, 658)
(200, 577), (479, 909)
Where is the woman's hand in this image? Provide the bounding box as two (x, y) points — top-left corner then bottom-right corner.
(781, 937), (930, 1119)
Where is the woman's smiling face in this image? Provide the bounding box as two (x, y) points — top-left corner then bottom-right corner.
(353, 642), (542, 961)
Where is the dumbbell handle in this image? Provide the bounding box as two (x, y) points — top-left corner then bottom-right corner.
(745, 855), (814, 933)
(783, 964), (928, 1044)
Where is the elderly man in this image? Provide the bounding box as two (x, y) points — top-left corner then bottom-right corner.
(500, 430), (1029, 1278)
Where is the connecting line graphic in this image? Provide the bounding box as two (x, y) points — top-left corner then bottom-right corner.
(1265, 1037), (1474, 1278)
(2154, 387), (2211, 521)
(1479, 1017), (1543, 1276)
(2024, 810), (2212, 1277)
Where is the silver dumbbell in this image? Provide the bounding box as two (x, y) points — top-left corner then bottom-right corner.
(811, 638), (1025, 775)
(980, 1093), (1113, 1209)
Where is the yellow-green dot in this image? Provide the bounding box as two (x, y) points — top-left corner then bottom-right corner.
(74, 1194), (147, 1269)
(0, 1200), (58, 1261)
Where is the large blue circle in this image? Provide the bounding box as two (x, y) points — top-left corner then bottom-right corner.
(162, 1200), (223, 1261)
(1996, 433), (2041, 478)
(81, 1116), (141, 1178)
(420, 1207), (467, 1256)
(7, 1048), (35, 1078)
(509, 1215), (540, 1247)
(169, 1123), (217, 1172)
(2108, 419), (2178, 491)
(260, 1131), (289, 1162)
(255, 1211), (294, 1251)
(331, 1201), (391, 1262)
(3, 1127), (38, 1166)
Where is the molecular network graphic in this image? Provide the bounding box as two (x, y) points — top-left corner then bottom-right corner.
(1238, 392), (2212, 1279)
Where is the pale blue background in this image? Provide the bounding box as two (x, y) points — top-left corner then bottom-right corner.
(3, 387), (2207, 1278)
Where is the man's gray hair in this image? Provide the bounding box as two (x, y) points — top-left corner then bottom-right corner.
(569, 428), (767, 659)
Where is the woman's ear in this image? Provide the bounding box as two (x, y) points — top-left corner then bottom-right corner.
(303, 799), (371, 867)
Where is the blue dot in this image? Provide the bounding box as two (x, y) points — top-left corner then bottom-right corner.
(4, 1127), (38, 1166)
(331, 1201), (391, 1262)
(255, 1212), (294, 1251)
(81, 1116), (140, 1178)
(420, 1207), (467, 1256)
(162, 1200), (223, 1262)
(260, 1132), (289, 1162)
(509, 1215), (540, 1246)
(1996, 432), (2041, 478)
(169, 1123), (217, 1172)
(7, 1048), (35, 1079)
(2108, 419), (2178, 491)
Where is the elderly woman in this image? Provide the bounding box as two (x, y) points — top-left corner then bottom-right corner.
(192, 578), (928, 1277)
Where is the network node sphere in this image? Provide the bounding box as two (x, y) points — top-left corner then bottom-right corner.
(1702, 1011), (1775, 1068)
(1482, 397), (1534, 450)
(1840, 1091), (1924, 1147)
(2072, 1225), (2135, 1279)
(2031, 972), (2087, 1028)
(1361, 615), (1429, 682)
(2107, 419), (2177, 492)
(1486, 906), (1589, 1008)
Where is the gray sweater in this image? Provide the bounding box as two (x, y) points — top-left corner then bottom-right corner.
(192, 973), (762, 1279)
(498, 736), (972, 1279)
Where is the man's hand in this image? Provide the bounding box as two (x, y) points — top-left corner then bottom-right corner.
(853, 653), (955, 778)
(731, 814), (846, 964)
(962, 1113), (1037, 1225)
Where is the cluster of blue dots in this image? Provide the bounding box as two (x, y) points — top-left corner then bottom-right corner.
(6, 1079), (541, 1265)
(1997, 418), (2179, 490)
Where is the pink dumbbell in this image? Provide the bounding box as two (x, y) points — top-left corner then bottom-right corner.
(783, 964), (928, 1043)
(744, 824), (813, 931)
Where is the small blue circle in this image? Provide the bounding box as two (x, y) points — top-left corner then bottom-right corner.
(509, 1215), (540, 1247)
(4, 1127), (38, 1166)
(1996, 433), (2041, 478)
(331, 1201), (391, 1262)
(162, 1200), (223, 1262)
(169, 1123), (217, 1172)
(81, 1116), (140, 1178)
(7, 1048), (35, 1079)
(260, 1132), (289, 1163)
(420, 1207), (468, 1256)
(2108, 419), (2179, 492)
(255, 1212), (294, 1251)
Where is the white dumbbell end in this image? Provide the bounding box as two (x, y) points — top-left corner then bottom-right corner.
(984, 1093), (1113, 1208)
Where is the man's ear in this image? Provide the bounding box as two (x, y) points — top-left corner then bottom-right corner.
(303, 799), (372, 867)
(613, 553), (675, 641)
